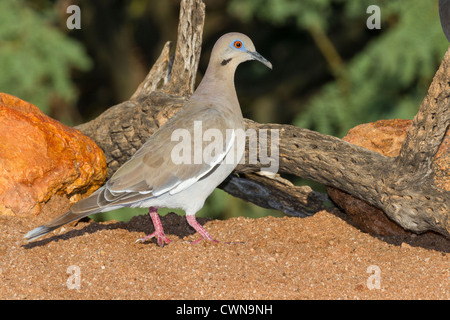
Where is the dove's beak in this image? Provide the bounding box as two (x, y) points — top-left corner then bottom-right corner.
(248, 51), (272, 69)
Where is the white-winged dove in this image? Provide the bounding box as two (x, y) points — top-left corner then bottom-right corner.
(25, 32), (272, 245)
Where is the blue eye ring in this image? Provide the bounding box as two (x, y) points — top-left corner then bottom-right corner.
(230, 40), (246, 51)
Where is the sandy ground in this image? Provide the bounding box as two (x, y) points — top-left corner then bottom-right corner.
(1, 197), (448, 300)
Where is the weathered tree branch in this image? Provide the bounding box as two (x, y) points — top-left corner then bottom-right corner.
(395, 57), (450, 185)
(220, 172), (332, 218)
(75, 0), (449, 238)
(166, 0), (205, 97)
(238, 119), (449, 237)
(129, 41), (173, 100)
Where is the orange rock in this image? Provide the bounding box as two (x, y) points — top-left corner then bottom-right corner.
(0, 93), (107, 217)
(327, 119), (449, 236)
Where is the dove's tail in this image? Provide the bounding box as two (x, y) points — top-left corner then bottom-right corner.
(24, 209), (97, 242)
(24, 187), (108, 242)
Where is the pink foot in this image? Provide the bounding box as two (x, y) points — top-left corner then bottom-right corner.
(186, 215), (219, 244)
(136, 232), (172, 247)
(136, 207), (171, 247)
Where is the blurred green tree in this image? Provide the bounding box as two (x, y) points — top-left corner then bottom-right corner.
(0, 0), (91, 117)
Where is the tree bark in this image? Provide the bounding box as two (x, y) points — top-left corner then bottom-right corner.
(75, 0), (449, 238)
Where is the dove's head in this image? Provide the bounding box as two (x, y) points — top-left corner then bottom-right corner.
(209, 32), (272, 70)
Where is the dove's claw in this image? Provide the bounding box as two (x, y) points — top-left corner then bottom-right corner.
(136, 207), (171, 247)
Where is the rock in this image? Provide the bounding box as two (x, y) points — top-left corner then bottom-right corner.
(0, 93), (107, 217)
(327, 119), (449, 236)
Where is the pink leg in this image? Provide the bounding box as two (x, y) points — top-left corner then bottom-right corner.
(136, 207), (171, 246)
(186, 215), (218, 244)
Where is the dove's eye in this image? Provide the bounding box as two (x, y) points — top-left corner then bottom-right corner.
(233, 41), (243, 49)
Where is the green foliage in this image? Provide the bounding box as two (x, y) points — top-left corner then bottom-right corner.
(229, 0), (332, 30)
(0, 0), (91, 114)
(229, 0), (448, 137)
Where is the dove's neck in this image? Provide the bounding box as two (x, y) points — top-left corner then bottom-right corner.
(191, 63), (241, 114)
